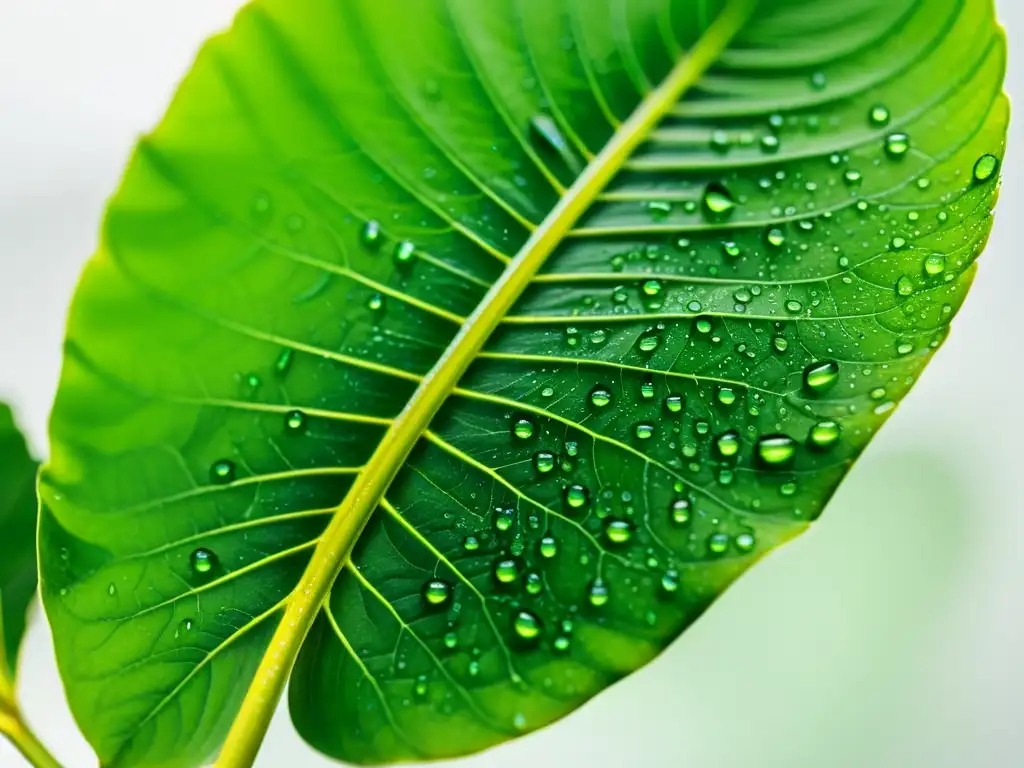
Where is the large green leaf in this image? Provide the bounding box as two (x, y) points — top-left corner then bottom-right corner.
(39, 0), (1008, 766)
(0, 405), (40, 725)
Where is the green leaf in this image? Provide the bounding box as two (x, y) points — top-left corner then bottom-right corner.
(0, 404), (40, 698)
(39, 0), (1008, 766)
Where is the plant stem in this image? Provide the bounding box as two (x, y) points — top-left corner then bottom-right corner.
(0, 699), (62, 768)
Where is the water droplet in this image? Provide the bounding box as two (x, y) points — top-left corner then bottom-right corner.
(761, 134), (780, 154)
(285, 410), (306, 433)
(513, 611), (541, 640)
(394, 240), (415, 263)
(210, 460), (236, 485)
(710, 130), (731, 152)
(539, 536), (558, 559)
(588, 579), (610, 607)
(885, 133), (910, 158)
(785, 299), (803, 314)
(590, 387), (612, 408)
(722, 241), (741, 258)
(646, 200), (672, 219)
(463, 535), (480, 552)
(534, 452), (555, 474)
(869, 105), (891, 127)
(717, 387), (736, 406)
(275, 348), (293, 376)
(695, 317), (712, 334)
(773, 336), (789, 353)
(924, 254), (946, 276)
(804, 360), (840, 393)
(423, 579), (452, 606)
(809, 420), (841, 450)
(661, 570), (680, 593)
(367, 293), (384, 311)
(671, 499), (691, 525)
(414, 675), (429, 698)
(973, 153), (999, 183)
(843, 169), (863, 186)
(107, 582), (116, 596)
(702, 183), (736, 220)
(640, 381), (655, 400)
(589, 329), (607, 345)
(361, 220), (382, 248)
(565, 484), (589, 509)
(756, 435), (797, 466)
(897, 341), (915, 356)
(870, 387), (887, 401)
(708, 532), (730, 555)
(766, 228), (786, 248)
(605, 520), (632, 544)
(444, 632), (458, 649)
(896, 276), (915, 297)
(635, 423), (654, 440)
(565, 441), (579, 457)
(513, 418), (535, 440)
(735, 532), (756, 553)
(494, 559), (519, 584)
(190, 548), (217, 575)
(809, 71), (827, 90)
(716, 431), (741, 458)
(638, 335), (660, 353)
(665, 394), (683, 413)
(890, 236), (907, 251)
(642, 279), (662, 297)
(178, 618), (194, 636)
(495, 508), (515, 532)
(553, 636), (571, 653)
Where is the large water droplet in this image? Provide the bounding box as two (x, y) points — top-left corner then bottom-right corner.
(423, 579), (452, 606)
(190, 548), (217, 575)
(534, 452), (555, 474)
(285, 410), (306, 433)
(512, 418), (535, 440)
(565, 484), (589, 509)
(702, 183), (736, 220)
(924, 254), (946, 276)
(671, 498), (691, 526)
(885, 133), (910, 159)
(716, 431), (741, 458)
(605, 520), (633, 544)
(803, 360), (840, 393)
(588, 579), (610, 607)
(539, 536), (558, 559)
(756, 435), (797, 466)
(494, 558), (519, 584)
(708, 532), (730, 555)
(590, 387), (612, 408)
(394, 240), (415, 263)
(665, 394), (683, 413)
(361, 220), (382, 248)
(634, 423), (654, 440)
(868, 104), (891, 127)
(973, 153), (999, 183)
(513, 611), (541, 640)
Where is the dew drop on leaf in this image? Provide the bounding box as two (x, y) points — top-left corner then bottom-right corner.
(494, 559), (519, 584)
(803, 360), (840, 393)
(808, 420), (841, 450)
(565, 484), (589, 509)
(190, 548), (217, 575)
(869, 104), (891, 126)
(423, 579), (452, 606)
(588, 579), (610, 607)
(701, 183), (736, 220)
(661, 570), (680, 593)
(715, 431), (741, 458)
(589, 387), (612, 408)
(605, 520), (632, 544)
(513, 611), (541, 640)
(766, 228), (786, 248)
(539, 536), (558, 559)
(361, 220), (382, 248)
(210, 459), (236, 485)
(634, 423), (654, 440)
(284, 410), (306, 433)
(735, 532), (756, 553)
(512, 418), (535, 440)
(884, 133), (910, 158)
(708, 532), (730, 555)
(534, 452), (555, 474)
(671, 499), (691, 526)
(973, 153), (999, 183)
(717, 387), (736, 406)
(756, 434), (797, 466)
(394, 240), (415, 263)
(665, 394), (683, 413)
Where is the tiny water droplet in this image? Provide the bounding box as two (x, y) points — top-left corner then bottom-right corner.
(275, 348), (293, 376)
(367, 292), (384, 311)
(869, 104), (891, 127)
(210, 460), (235, 484)
(361, 220), (382, 248)
(661, 570), (680, 593)
(735, 532), (756, 553)
(285, 410), (306, 432)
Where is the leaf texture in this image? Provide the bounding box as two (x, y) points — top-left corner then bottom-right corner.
(39, 0), (1008, 766)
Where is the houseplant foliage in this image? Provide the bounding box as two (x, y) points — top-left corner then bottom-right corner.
(15, 0), (1007, 766)
(0, 405), (55, 767)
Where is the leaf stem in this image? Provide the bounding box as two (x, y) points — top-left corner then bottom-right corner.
(0, 696), (62, 768)
(213, 1), (757, 766)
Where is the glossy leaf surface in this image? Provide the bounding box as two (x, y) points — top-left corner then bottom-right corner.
(40, 0), (1008, 766)
(0, 404), (39, 695)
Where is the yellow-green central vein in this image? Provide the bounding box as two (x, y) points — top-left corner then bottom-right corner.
(214, 2), (757, 764)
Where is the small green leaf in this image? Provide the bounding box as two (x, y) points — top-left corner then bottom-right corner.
(0, 404), (39, 693)
(39, 1), (1008, 767)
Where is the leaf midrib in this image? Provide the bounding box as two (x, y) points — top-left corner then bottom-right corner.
(213, 2), (758, 765)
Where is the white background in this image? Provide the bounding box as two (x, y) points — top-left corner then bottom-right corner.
(1, 2), (1021, 766)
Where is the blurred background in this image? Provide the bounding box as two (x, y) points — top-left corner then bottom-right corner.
(0, 2), (1021, 766)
